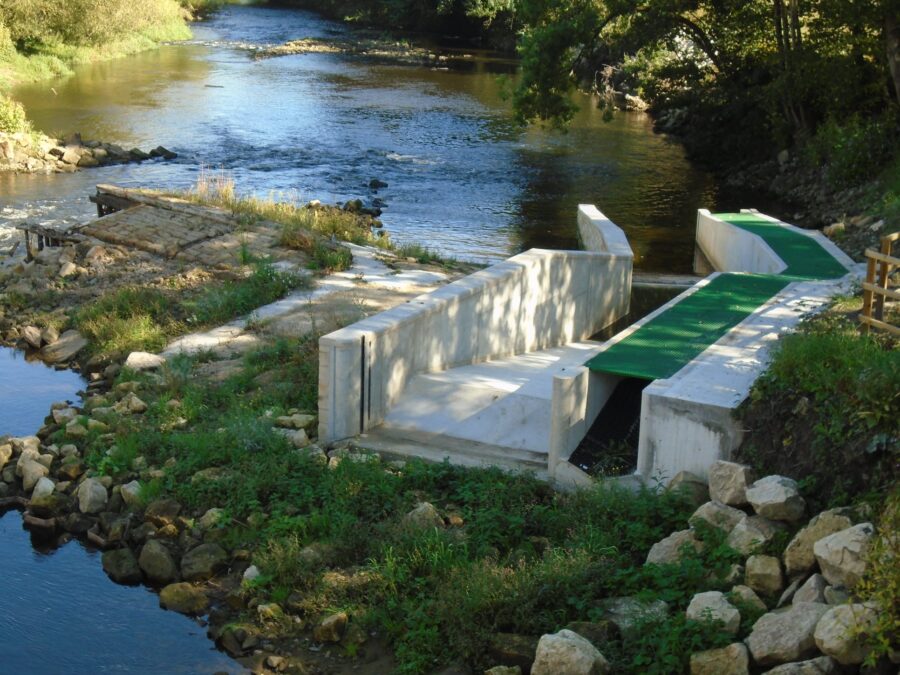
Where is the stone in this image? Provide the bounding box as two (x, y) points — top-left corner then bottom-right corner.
(65, 419), (88, 438)
(727, 516), (783, 556)
(564, 621), (618, 647)
(403, 501), (444, 530)
(279, 428), (309, 448)
(793, 574), (827, 605)
(730, 585), (767, 613)
(21, 325), (42, 349)
(762, 656), (839, 674)
(56, 459), (84, 481)
(668, 471), (710, 508)
(691, 501), (746, 534)
(708, 460), (755, 505)
(686, 591), (740, 634)
(139, 539), (178, 585)
(745, 603), (830, 666)
(31, 476), (54, 500)
(0, 444), (11, 470)
(813, 523), (874, 589)
(243, 565), (261, 582)
(814, 603), (878, 665)
(77, 478), (108, 514)
(199, 508), (226, 529)
(160, 582), (209, 615)
(531, 629), (609, 675)
(144, 498), (182, 526)
(52, 407), (78, 425)
(313, 612), (348, 643)
(784, 508), (854, 575)
(690, 642), (749, 675)
(102, 548), (142, 585)
(61, 147), (82, 165)
(823, 587), (849, 605)
(777, 577), (803, 608)
(257, 603), (284, 621)
(40, 325), (59, 345)
(120, 480), (142, 508)
(646, 529), (703, 565)
(746, 555), (784, 596)
(21, 459), (49, 492)
(40, 330), (88, 364)
(485, 668), (521, 675)
(487, 633), (538, 673)
(114, 392), (148, 414)
(58, 261), (77, 278)
(274, 413), (316, 431)
(746, 476), (806, 522)
(598, 597), (668, 639)
(124, 351), (165, 371)
(181, 543), (228, 581)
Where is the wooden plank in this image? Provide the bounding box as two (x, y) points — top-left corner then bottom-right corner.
(96, 184), (240, 229)
(862, 282), (900, 300)
(861, 256), (877, 335)
(864, 248), (900, 266)
(860, 314), (900, 336)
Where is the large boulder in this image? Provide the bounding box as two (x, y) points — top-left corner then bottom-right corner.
(402, 502), (444, 530)
(101, 548), (142, 585)
(0, 444), (11, 470)
(20, 459), (49, 492)
(761, 656), (839, 674)
(77, 477), (108, 514)
(531, 629), (609, 675)
(730, 585), (767, 613)
(40, 330), (87, 364)
(727, 516), (783, 556)
(181, 543), (228, 581)
(691, 501), (746, 534)
(813, 604), (878, 665)
(745, 603), (830, 666)
(686, 591), (740, 634)
(667, 471), (710, 508)
(784, 509), (854, 575)
(812, 523), (874, 589)
(139, 539), (178, 585)
(745, 555), (784, 596)
(144, 498), (182, 526)
(645, 529), (702, 565)
(160, 582), (209, 615)
(31, 476), (55, 500)
(690, 643), (749, 675)
(120, 480), (142, 508)
(746, 476), (806, 523)
(793, 574), (827, 605)
(708, 461), (755, 506)
(313, 612), (348, 643)
(487, 633), (538, 673)
(124, 351), (165, 371)
(598, 597), (668, 639)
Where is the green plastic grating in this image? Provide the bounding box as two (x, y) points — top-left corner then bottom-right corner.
(585, 273), (791, 380)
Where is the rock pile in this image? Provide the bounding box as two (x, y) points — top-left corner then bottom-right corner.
(0, 130), (176, 174)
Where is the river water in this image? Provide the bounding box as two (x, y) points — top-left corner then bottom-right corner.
(0, 4), (775, 271)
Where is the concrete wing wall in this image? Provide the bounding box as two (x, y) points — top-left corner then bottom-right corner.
(696, 209), (786, 275)
(319, 246), (633, 442)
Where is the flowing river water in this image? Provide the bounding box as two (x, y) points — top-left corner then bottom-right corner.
(0, 4), (779, 670)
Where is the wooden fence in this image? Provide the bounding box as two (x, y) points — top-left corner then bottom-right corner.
(861, 231), (900, 336)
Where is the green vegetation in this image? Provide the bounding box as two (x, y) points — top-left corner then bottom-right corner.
(737, 308), (899, 512)
(0, 93), (28, 133)
(73, 261), (309, 358)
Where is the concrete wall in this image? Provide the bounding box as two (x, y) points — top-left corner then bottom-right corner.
(578, 204), (633, 256)
(319, 243), (634, 443)
(695, 209), (786, 275)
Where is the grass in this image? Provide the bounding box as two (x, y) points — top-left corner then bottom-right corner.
(392, 242), (459, 267)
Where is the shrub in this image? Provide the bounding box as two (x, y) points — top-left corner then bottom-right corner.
(0, 95), (29, 134)
(804, 114), (899, 188)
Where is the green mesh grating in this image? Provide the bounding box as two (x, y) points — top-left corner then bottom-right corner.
(714, 213), (848, 280)
(586, 213), (848, 380)
(585, 273), (791, 380)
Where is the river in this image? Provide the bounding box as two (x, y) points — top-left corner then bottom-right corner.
(1, 4), (774, 272)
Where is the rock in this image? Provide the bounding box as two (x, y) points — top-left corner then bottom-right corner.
(160, 582), (209, 615)
(59, 261), (78, 278)
(29, 493), (70, 518)
(199, 508), (226, 529)
(745, 603), (830, 666)
(139, 539), (178, 585)
(646, 529), (703, 565)
(814, 603), (878, 665)
(102, 548), (142, 585)
(793, 574), (828, 605)
(730, 585), (767, 613)
(52, 407), (78, 425)
(274, 413), (316, 431)
(727, 516), (783, 556)
(823, 587), (849, 606)
(746, 476), (806, 522)
(668, 471), (710, 508)
(777, 577), (803, 608)
(598, 597), (668, 639)
(124, 351), (165, 371)
(40, 330), (88, 363)
(114, 392), (148, 414)
(812, 523), (874, 589)
(403, 501), (444, 530)
(21, 325), (42, 349)
(746, 555), (784, 596)
(822, 223), (845, 239)
(61, 147), (82, 165)
(686, 591), (740, 634)
(485, 668), (521, 675)
(257, 602), (284, 621)
(181, 543), (228, 581)
(65, 419), (88, 438)
(564, 621), (618, 647)
(761, 656), (839, 674)
(708, 461), (755, 506)
(21, 459), (49, 492)
(144, 498), (182, 526)
(40, 325), (59, 345)
(691, 501), (746, 534)
(243, 565), (261, 582)
(784, 508), (854, 576)
(0, 444), (11, 470)
(120, 480), (142, 508)
(77, 478), (108, 514)
(313, 612), (348, 643)
(56, 459), (84, 481)
(531, 629), (609, 675)
(690, 642), (749, 675)
(487, 634), (538, 673)
(31, 476), (54, 500)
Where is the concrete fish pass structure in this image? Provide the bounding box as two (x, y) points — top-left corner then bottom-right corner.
(318, 206), (857, 488)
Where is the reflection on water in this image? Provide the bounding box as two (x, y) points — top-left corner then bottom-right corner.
(6, 4), (767, 270)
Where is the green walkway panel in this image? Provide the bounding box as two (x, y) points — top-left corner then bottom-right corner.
(587, 213), (849, 380)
